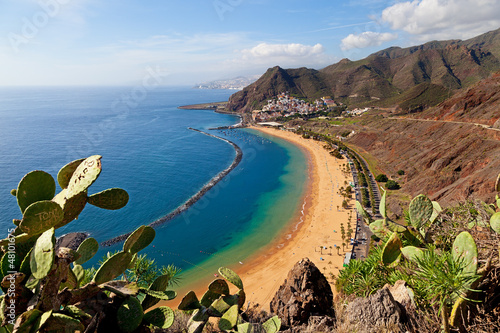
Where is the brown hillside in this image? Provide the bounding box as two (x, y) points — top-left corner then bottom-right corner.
(288, 72), (500, 214)
(227, 28), (500, 113)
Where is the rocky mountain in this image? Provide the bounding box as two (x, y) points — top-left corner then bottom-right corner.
(227, 28), (500, 112)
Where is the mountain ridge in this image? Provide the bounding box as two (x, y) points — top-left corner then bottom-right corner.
(227, 27), (500, 113)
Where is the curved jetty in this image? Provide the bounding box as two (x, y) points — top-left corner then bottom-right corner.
(101, 128), (243, 247)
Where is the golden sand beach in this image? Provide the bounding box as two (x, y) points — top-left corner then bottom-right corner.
(171, 125), (355, 311)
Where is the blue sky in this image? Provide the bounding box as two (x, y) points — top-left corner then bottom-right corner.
(1, 0), (500, 86)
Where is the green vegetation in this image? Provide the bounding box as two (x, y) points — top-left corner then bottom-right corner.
(386, 179), (401, 190)
(343, 187), (500, 333)
(397, 169), (405, 176)
(375, 174), (388, 182)
(178, 267), (281, 332)
(0, 156), (177, 332)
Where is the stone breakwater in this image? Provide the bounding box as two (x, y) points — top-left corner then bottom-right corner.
(101, 128), (243, 247)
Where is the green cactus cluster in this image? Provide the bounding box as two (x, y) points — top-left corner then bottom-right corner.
(178, 267), (281, 333)
(0, 156), (176, 332)
(351, 171), (500, 333)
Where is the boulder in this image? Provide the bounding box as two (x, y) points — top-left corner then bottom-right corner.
(346, 288), (407, 333)
(270, 258), (335, 329)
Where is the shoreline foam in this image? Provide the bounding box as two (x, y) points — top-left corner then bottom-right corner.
(170, 126), (354, 311)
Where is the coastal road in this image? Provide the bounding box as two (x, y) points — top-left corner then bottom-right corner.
(390, 117), (500, 132)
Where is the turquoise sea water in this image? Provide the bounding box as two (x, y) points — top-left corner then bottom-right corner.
(0, 87), (307, 288)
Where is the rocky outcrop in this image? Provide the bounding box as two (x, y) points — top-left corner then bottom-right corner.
(346, 288), (407, 333)
(270, 258), (335, 331)
(56, 232), (88, 250)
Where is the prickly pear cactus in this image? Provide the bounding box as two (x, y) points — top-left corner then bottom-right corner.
(382, 232), (402, 267)
(93, 251), (133, 285)
(452, 231), (478, 276)
(30, 228), (55, 280)
(57, 158), (85, 189)
(66, 155), (102, 198)
(262, 316), (281, 333)
(0, 157), (164, 333)
(16, 170), (56, 214)
(116, 297), (144, 333)
(123, 225), (155, 254)
(409, 194), (433, 229)
(218, 304), (238, 331)
(218, 267), (243, 289)
(88, 188), (129, 210)
(379, 189), (387, 218)
(401, 246), (424, 262)
(143, 306), (175, 329)
(490, 212), (500, 234)
(19, 200), (64, 235)
(74, 237), (99, 265)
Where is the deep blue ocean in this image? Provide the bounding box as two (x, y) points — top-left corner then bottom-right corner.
(0, 86), (307, 287)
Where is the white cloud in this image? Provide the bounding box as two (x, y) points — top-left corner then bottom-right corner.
(238, 42), (334, 69)
(381, 0), (500, 41)
(340, 31), (398, 50)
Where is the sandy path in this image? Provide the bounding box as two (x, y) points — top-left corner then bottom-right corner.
(170, 126), (354, 311)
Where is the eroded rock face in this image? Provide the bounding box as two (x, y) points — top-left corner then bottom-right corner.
(270, 258), (335, 330)
(346, 288), (407, 333)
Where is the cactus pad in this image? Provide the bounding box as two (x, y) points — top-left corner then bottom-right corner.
(142, 289), (176, 300)
(16, 170), (56, 214)
(218, 267), (243, 289)
(30, 228), (55, 280)
(237, 323), (255, 333)
(382, 232), (402, 267)
(66, 155), (102, 198)
(178, 291), (201, 311)
(401, 246), (424, 262)
(53, 190), (88, 229)
(369, 219), (390, 239)
(10, 189), (17, 196)
(74, 237), (99, 265)
(209, 294), (238, 317)
(409, 194), (433, 229)
(452, 231), (478, 276)
(490, 212), (500, 234)
(57, 158), (85, 189)
(93, 251), (133, 285)
(200, 289), (221, 308)
(123, 225), (155, 254)
(429, 201), (442, 223)
(13, 308), (42, 332)
(187, 308), (210, 333)
(208, 279), (230, 295)
(141, 274), (170, 310)
(355, 200), (372, 224)
(19, 200), (64, 235)
(379, 189), (387, 218)
(117, 297), (144, 333)
(143, 306), (175, 329)
(72, 264), (84, 285)
(218, 304), (238, 331)
(262, 315), (281, 333)
(495, 173), (500, 192)
(88, 188), (129, 210)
